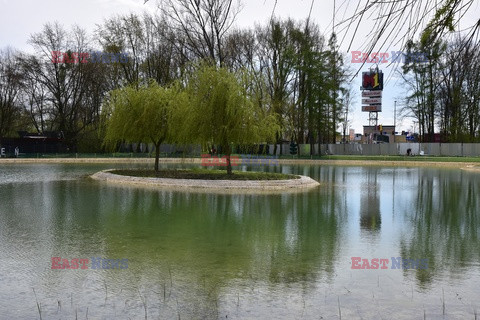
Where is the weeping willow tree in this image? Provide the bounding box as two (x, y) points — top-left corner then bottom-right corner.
(179, 64), (279, 175)
(103, 81), (187, 171)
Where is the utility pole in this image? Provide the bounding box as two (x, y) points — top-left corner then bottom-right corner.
(394, 100), (397, 142)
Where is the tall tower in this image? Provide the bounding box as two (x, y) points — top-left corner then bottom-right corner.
(361, 67), (383, 138)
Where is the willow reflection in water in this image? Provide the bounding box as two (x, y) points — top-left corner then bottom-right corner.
(0, 170), (344, 319)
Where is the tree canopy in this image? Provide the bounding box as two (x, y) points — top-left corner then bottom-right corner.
(179, 64), (279, 174)
(104, 81), (187, 171)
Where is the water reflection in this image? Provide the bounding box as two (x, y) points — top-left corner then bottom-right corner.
(399, 169), (480, 287)
(0, 170), (345, 318)
(0, 164), (479, 318)
(360, 168), (381, 234)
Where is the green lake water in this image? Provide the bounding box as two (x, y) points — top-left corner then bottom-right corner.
(0, 163), (479, 319)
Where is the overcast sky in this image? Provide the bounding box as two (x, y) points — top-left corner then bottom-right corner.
(1, 0), (478, 133)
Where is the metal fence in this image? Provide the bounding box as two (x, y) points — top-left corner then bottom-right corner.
(270, 143), (480, 157)
(112, 142), (480, 157)
(3, 143), (480, 158)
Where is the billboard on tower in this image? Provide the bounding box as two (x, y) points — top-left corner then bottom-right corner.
(362, 104), (382, 112)
(361, 70), (383, 112)
(362, 71), (384, 90)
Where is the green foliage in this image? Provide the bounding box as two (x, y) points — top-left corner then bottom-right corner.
(111, 169), (297, 180)
(179, 64), (279, 153)
(104, 81), (187, 149)
(421, 0), (457, 44)
(103, 65), (278, 173)
(103, 80), (188, 171)
(402, 33), (480, 142)
(76, 124), (105, 153)
(258, 19), (348, 148)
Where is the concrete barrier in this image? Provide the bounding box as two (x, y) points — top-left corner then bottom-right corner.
(294, 143), (480, 157)
(382, 143), (475, 156)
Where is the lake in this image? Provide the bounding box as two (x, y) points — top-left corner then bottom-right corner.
(0, 163), (479, 319)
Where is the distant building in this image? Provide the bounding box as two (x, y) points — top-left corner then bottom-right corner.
(0, 131), (67, 155)
(363, 125), (396, 143)
(349, 129), (355, 142)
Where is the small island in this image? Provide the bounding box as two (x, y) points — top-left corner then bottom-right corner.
(95, 64), (321, 193)
(91, 169), (320, 192)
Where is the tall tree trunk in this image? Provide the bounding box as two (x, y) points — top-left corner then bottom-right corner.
(428, 63), (435, 142)
(225, 144), (233, 175)
(318, 129), (322, 157)
(154, 141), (161, 172)
(273, 132), (280, 156)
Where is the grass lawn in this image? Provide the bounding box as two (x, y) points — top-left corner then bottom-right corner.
(111, 169), (299, 180)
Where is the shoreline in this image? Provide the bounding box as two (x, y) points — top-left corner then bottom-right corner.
(1, 157), (479, 170)
(91, 169), (320, 193)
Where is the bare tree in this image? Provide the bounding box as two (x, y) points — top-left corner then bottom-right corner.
(0, 48), (24, 144)
(159, 0), (242, 66)
(96, 14), (145, 87)
(256, 19), (297, 154)
(223, 27), (257, 72)
(141, 13), (187, 84)
(21, 22), (107, 149)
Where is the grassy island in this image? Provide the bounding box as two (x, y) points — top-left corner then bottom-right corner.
(111, 169), (299, 181)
